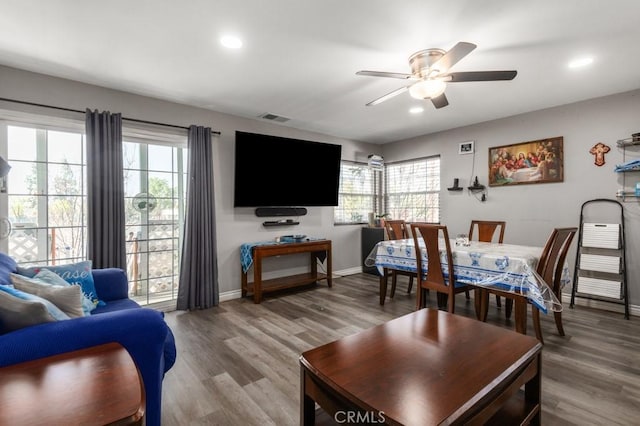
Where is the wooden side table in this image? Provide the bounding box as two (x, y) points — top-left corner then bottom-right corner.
(241, 239), (332, 303)
(0, 342), (145, 426)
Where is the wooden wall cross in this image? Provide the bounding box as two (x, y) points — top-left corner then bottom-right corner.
(589, 142), (610, 166)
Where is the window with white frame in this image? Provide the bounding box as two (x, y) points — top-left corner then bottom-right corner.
(384, 156), (440, 223)
(334, 161), (376, 224)
(3, 124), (87, 265)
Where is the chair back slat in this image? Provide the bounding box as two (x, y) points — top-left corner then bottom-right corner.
(469, 220), (506, 243)
(385, 220), (409, 240)
(411, 224), (454, 291)
(537, 227), (577, 295)
(411, 223), (470, 313)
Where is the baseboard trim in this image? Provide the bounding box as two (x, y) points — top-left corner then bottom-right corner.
(219, 267), (363, 302)
(220, 289), (243, 302)
(334, 267), (364, 277)
(569, 296), (638, 317)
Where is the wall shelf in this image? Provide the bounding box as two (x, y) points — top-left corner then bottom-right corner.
(263, 221), (299, 227)
(447, 178), (464, 192)
(615, 191), (639, 202)
(467, 176), (486, 193)
(616, 136), (640, 147)
(615, 133), (640, 201)
(467, 185), (486, 192)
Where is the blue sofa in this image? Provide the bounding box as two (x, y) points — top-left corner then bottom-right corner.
(0, 258), (176, 426)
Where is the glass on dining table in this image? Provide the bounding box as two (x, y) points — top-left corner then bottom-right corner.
(455, 233), (470, 246)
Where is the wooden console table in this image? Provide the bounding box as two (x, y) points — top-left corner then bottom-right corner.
(301, 309), (542, 425)
(241, 239), (332, 303)
(0, 342), (145, 425)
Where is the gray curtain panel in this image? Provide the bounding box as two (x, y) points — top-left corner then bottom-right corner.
(177, 125), (218, 310)
(85, 109), (127, 270)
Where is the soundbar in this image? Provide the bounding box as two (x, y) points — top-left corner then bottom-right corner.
(255, 207), (308, 217)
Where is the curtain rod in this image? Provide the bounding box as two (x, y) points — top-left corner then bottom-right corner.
(0, 96), (221, 135)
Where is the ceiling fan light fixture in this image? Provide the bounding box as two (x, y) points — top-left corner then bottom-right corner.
(409, 79), (446, 100)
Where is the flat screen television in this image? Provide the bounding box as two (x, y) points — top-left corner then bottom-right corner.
(234, 131), (342, 207)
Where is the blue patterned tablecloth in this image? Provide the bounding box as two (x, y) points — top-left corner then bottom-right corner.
(365, 239), (570, 314)
(240, 237), (326, 273)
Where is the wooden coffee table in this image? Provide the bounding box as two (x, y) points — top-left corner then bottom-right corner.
(300, 309), (542, 425)
(0, 342), (145, 425)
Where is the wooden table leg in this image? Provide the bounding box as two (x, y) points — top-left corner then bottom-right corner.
(474, 288), (489, 321)
(241, 265), (247, 297)
(326, 244), (332, 288)
(311, 252), (318, 280)
(300, 368), (316, 426)
(524, 352), (542, 425)
(379, 269), (388, 305)
(514, 297), (527, 335)
(253, 256), (262, 304)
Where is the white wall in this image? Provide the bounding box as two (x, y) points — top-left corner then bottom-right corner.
(381, 90), (640, 307)
(2, 64), (638, 310)
(0, 65), (378, 295)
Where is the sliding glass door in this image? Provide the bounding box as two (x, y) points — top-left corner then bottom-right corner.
(123, 141), (186, 305)
(0, 120), (186, 307)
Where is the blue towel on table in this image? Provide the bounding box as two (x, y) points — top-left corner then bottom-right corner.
(240, 241), (274, 273)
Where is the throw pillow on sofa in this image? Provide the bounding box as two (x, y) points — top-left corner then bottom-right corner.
(0, 285), (70, 334)
(32, 269), (95, 315)
(17, 261), (103, 309)
(0, 253), (17, 286)
(10, 273), (85, 318)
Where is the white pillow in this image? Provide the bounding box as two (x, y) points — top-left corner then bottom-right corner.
(10, 273), (84, 318)
(34, 269), (93, 316)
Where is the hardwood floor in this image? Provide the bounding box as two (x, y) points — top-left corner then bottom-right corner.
(161, 273), (640, 425)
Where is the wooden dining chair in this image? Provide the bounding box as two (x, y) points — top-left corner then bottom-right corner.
(410, 223), (470, 313)
(530, 227), (577, 339)
(468, 220), (506, 306)
(480, 227), (577, 343)
(384, 219), (415, 297)
(468, 220), (506, 245)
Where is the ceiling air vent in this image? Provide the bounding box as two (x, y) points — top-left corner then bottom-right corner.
(259, 113), (290, 123)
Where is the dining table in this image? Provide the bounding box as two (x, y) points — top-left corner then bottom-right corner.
(365, 238), (570, 316)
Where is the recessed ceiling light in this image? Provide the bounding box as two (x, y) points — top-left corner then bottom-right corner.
(409, 107), (424, 114)
(220, 35), (242, 49)
(568, 57), (593, 69)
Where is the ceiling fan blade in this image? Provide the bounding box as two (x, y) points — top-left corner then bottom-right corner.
(431, 42), (477, 73)
(444, 70), (518, 82)
(356, 70), (414, 79)
(431, 93), (449, 109)
(366, 86), (410, 106)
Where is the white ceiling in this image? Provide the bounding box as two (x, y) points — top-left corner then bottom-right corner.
(1, 1), (639, 144)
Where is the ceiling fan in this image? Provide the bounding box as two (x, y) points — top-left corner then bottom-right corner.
(356, 42), (517, 109)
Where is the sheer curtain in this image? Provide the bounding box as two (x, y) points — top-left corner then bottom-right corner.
(85, 109), (126, 269)
(177, 125), (218, 310)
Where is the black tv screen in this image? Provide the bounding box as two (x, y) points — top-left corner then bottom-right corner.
(234, 131), (342, 207)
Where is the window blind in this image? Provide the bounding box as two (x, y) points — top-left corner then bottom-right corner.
(334, 161), (376, 224)
(385, 156), (440, 223)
